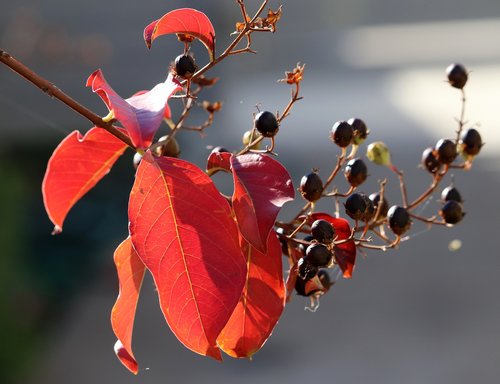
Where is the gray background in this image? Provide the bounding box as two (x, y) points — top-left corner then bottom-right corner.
(1, 1), (499, 383)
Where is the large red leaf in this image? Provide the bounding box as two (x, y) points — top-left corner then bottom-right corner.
(144, 8), (216, 60)
(231, 154), (295, 253)
(87, 70), (181, 149)
(111, 237), (145, 374)
(217, 233), (285, 358)
(309, 213), (356, 278)
(42, 127), (128, 234)
(128, 156), (247, 360)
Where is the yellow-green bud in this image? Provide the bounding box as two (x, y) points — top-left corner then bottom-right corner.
(366, 141), (391, 166)
(242, 130), (262, 150)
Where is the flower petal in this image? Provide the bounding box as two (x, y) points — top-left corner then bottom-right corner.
(87, 69), (181, 148)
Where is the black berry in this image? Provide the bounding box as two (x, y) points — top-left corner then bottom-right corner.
(344, 192), (367, 221)
(344, 158), (368, 187)
(435, 139), (457, 164)
(331, 120), (353, 148)
(254, 111), (279, 138)
(387, 205), (411, 236)
(348, 118), (369, 145)
(305, 243), (333, 267)
(441, 186), (462, 203)
(421, 147), (441, 173)
(174, 54), (197, 78)
(311, 219), (335, 244)
(300, 172), (323, 202)
(369, 192), (389, 218)
(446, 63), (468, 89)
(298, 257), (318, 280)
(459, 128), (482, 157)
(440, 200), (465, 224)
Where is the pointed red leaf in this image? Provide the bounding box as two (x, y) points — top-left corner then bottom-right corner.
(42, 127), (128, 234)
(128, 156), (246, 360)
(218, 233), (285, 358)
(87, 70), (181, 148)
(133, 90), (172, 120)
(111, 237), (145, 374)
(309, 213), (356, 278)
(144, 8), (216, 60)
(231, 154), (295, 253)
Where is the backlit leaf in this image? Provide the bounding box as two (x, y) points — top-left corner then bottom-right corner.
(87, 70), (181, 148)
(309, 213), (356, 278)
(144, 8), (216, 61)
(231, 154), (295, 253)
(218, 233), (285, 358)
(128, 156), (246, 360)
(42, 127), (128, 234)
(111, 237), (145, 374)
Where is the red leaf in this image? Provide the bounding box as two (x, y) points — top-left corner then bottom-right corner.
(218, 233), (285, 358)
(206, 150), (232, 175)
(128, 156), (247, 360)
(87, 70), (181, 149)
(42, 127), (128, 234)
(133, 90), (172, 120)
(111, 237), (145, 374)
(309, 213), (356, 278)
(285, 247), (301, 302)
(231, 154), (295, 253)
(144, 8), (216, 61)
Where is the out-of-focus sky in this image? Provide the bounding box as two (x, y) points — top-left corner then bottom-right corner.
(1, 1), (499, 384)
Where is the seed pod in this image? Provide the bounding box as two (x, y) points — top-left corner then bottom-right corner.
(344, 158), (368, 187)
(242, 130), (262, 150)
(254, 111), (279, 138)
(369, 192), (389, 218)
(387, 205), (411, 236)
(155, 135), (180, 157)
(331, 120), (353, 148)
(446, 63), (468, 89)
(298, 257), (318, 280)
(440, 200), (465, 224)
(421, 147), (440, 173)
(344, 192), (367, 221)
(300, 172), (323, 202)
(348, 118), (369, 145)
(366, 141), (391, 167)
(459, 128), (482, 157)
(174, 54), (197, 78)
(441, 186), (462, 203)
(311, 220), (335, 244)
(435, 139), (457, 164)
(305, 243), (333, 267)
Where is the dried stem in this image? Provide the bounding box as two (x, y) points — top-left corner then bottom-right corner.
(0, 49), (134, 148)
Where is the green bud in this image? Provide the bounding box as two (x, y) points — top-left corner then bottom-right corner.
(242, 130), (262, 150)
(366, 141), (391, 166)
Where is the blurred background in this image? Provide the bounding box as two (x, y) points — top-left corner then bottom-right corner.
(1, 1), (499, 383)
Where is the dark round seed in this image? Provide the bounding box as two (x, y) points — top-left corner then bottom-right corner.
(344, 158), (368, 187)
(311, 219), (335, 244)
(387, 205), (411, 236)
(300, 172), (323, 202)
(344, 193), (367, 221)
(459, 128), (482, 157)
(421, 147), (441, 173)
(331, 120), (354, 147)
(435, 139), (457, 164)
(348, 117), (369, 145)
(441, 186), (462, 203)
(298, 257), (318, 280)
(446, 63), (468, 89)
(440, 200), (465, 224)
(305, 243), (333, 267)
(254, 111), (279, 138)
(174, 54), (197, 78)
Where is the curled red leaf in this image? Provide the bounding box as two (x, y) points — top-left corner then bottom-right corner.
(42, 127), (128, 234)
(144, 8), (216, 61)
(308, 213), (356, 278)
(87, 69), (181, 148)
(231, 154), (295, 253)
(111, 238), (145, 374)
(218, 233), (285, 358)
(129, 156), (246, 360)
